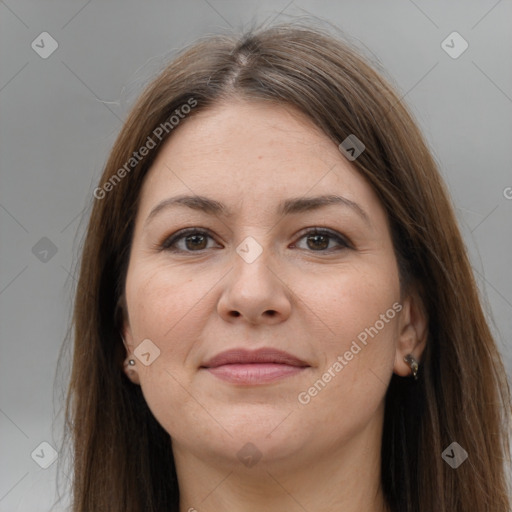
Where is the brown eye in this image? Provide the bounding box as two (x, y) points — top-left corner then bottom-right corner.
(182, 233), (208, 250)
(161, 229), (218, 252)
(293, 228), (350, 252)
(306, 233), (329, 250)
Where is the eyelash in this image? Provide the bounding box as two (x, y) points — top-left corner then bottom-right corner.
(159, 227), (352, 254)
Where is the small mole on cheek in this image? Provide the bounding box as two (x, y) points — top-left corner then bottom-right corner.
(258, 155), (263, 159)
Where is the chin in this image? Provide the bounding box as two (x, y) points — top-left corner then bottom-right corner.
(197, 431), (307, 471)
(226, 415), (308, 454)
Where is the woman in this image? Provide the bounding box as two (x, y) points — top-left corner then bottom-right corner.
(63, 22), (511, 511)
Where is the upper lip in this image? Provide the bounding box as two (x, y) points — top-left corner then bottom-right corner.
(200, 348), (310, 368)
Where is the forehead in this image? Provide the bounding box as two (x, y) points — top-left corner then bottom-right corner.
(136, 100), (385, 225)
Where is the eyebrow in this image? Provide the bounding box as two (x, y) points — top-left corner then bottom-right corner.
(144, 194), (372, 228)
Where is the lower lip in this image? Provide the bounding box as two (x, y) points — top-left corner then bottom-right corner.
(204, 363), (308, 384)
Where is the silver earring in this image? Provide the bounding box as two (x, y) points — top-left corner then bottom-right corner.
(404, 354), (419, 380)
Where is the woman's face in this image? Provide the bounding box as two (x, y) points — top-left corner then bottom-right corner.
(122, 99), (417, 470)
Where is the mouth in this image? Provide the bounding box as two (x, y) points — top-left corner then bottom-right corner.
(200, 348), (310, 385)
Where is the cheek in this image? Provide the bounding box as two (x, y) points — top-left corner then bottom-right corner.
(125, 263), (211, 347)
(125, 264), (216, 439)
(138, 364), (203, 443)
(297, 257), (400, 344)
(292, 261), (399, 406)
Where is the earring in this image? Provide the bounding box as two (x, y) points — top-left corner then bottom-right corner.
(404, 354), (419, 380)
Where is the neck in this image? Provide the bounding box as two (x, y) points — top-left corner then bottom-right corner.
(175, 406), (389, 512)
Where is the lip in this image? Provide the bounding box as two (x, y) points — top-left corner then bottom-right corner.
(200, 348), (310, 385)
(201, 348), (309, 368)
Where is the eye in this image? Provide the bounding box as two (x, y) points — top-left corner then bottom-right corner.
(160, 228), (219, 253)
(292, 228), (351, 252)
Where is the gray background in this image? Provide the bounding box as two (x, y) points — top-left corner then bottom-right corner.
(1, 1), (511, 510)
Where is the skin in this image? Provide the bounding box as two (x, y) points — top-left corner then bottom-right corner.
(122, 99), (428, 512)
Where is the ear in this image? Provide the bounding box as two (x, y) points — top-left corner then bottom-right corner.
(393, 287), (428, 378)
(119, 298), (141, 385)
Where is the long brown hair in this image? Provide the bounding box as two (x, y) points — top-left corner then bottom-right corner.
(61, 21), (512, 511)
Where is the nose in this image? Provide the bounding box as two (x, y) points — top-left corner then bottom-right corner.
(216, 239), (292, 325)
